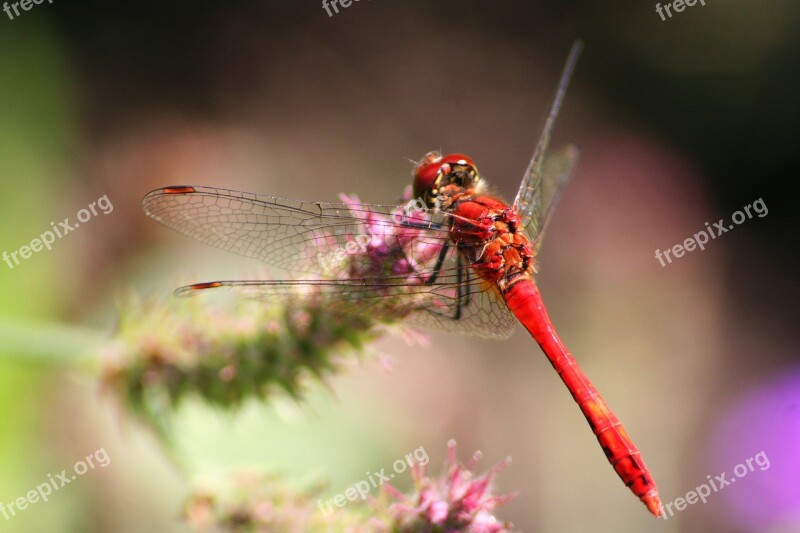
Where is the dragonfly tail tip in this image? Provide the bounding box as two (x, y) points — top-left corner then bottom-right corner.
(644, 495), (664, 517)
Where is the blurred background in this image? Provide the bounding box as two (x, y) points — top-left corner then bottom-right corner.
(1, 1), (798, 531)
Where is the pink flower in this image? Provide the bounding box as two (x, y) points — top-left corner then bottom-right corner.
(338, 193), (444, 285)
(380, 440), (516, 532)
(338, 193), (403, 278)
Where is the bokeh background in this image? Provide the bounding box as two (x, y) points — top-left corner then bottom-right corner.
(1, 1), (798, 532)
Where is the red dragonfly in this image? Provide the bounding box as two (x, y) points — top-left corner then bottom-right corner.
(142, 42), (662, 516)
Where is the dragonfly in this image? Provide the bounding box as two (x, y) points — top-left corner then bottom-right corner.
(141, 41), (662, 517)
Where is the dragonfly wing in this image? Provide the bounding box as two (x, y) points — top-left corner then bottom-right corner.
(144, 186), (515, 338)
(522, 144), (580, 250)
(513, 41), (582, 245)
(403, 280), (517, 340)
(176, 270), (516, 340)
(142, 185), (449, 277)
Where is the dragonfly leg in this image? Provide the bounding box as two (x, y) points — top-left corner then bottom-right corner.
(421, 249), (470, 322)
(461, 263), (473, 308)
(421, 241), (451, 285)
(401, 228), (470, 322)
(449, 256), (475, 320)
(401, 221), (446, 232)
(452, 255), (465, 320)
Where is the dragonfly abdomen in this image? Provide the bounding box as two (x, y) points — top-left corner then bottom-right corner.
(502, 279), (663, 516)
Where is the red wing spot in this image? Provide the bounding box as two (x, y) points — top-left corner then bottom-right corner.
(189, 282), (223, 290)
(163, 186), (197, 194)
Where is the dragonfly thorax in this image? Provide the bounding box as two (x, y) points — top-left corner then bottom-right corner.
(412, 151), (483, 208)
(449, 196), (536, 292)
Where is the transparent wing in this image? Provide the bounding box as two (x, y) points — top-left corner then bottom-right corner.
(174, 271), (516, 340)
(142, 185), (448, 277)
(525, 144), (580, 250)
(142, 185), (516, 339)
(513, 41), (582, 244)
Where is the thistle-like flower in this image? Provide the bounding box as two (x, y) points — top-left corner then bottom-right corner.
(180, 441), (515, 532)
(378, 439), (516, 533)
(101, 292), (378, 428)
(337, 191), (442, 283)
(184, 473), (372, 533)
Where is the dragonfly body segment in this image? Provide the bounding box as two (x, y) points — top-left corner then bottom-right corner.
(448, 194), (533, 290)
(415, 154), (663, 516)
(503, 279), (663, 516)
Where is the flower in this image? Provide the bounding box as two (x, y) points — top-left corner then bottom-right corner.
(183, 473), (371, 533)
(338, 193), (443, 283)
(180, 441), (516, 533)
(101, 292), (378, 429)
(377, 439), (516, 532)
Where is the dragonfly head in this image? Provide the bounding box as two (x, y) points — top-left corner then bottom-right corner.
(413, 152), (481, 207)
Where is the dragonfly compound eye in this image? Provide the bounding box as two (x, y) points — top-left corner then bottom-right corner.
(412, 151), (444, 207)
(412, 152), (479, 206)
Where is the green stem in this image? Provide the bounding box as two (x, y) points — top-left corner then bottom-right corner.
(0, 316), (104, 365)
